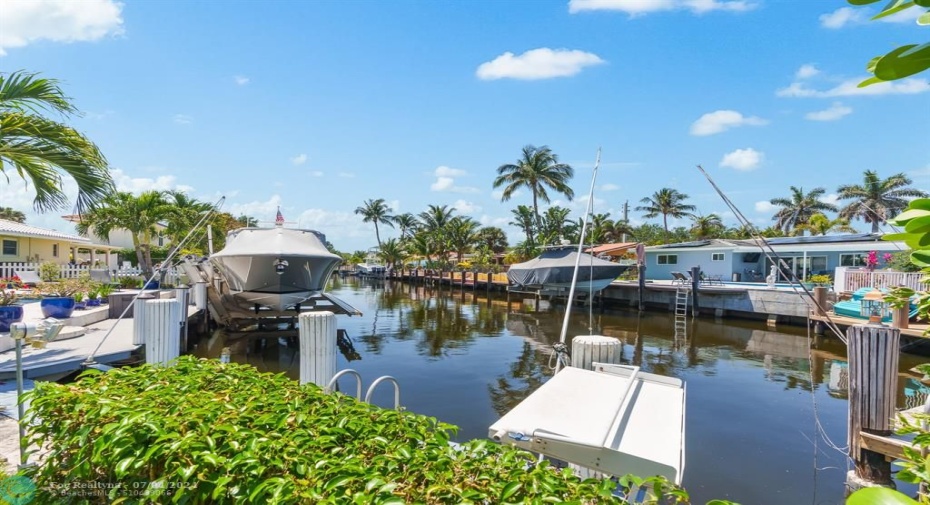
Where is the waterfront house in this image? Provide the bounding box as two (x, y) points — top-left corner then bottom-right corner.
(0, 219), (119, 274)
(643, 234), (906, 284)
(61, 214), (170, 250)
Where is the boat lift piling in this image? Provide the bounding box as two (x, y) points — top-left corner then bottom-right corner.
(298, 311), (337, 387)
(143, 299), (181, 367)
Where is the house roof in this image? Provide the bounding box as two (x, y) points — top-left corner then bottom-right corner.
(645, 234), (904, 254)
(0, 218), (91, 243)
(586, 242), (639, 256)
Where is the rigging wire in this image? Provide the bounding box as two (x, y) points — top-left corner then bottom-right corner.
(554, 148), (601, 374)
(84, 196), (226, 363)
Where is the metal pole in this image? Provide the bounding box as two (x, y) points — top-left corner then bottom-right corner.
(15, 337), (26, 467)
(207, 225), (214, 255)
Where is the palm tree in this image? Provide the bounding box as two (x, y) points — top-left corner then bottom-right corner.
(407, 232), (436, 268)
(418, 204), (455, 232)
(377, 238), (406, 270)
(636, 188), (696, 243)
(509, 205), (536, 244)
(690, 214), (724, 240)
(537, 206), (572, 245)
(354, 198), (394, 249)
(769, 186), (838, 234)
(795, 213), (857, 236)
(0, 207), (26, 223)
(236, 215), (258, 227)
(493, 145), (574, 224)
(76, 191), (173, 276)
(392, 213), (419, 240)
(837, 170), (928, 233)
(163, 190), (213, 246)
(446, 216), (480, 264)
(0, 71), (113, 212)
(476, 226), (508, 253)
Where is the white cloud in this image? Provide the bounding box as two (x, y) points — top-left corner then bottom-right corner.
(0, 0), (124, 56)
(309, 171), (323, 177)
(338, 172), (356, 178)
(234, 75), (250, 85)
(452, 200), (482, 214)
(492, 189), (522, 200)
(295, 208), (378, 247)
(173, 114), (193, 125)
(291, 153), (308, 165)
(476, 48), (605, 80)
(754, 201), (776, 213)
(819, 7), (865, 29)
(568, 0), (756, 15)
(111, 168), (194, 194)
(795, 64), (820, 80)
(226, 195), (283, 222)
(387, 199), (400, 213)
(601, 183), (620, 191)
(720, 148), (763, 171)
(805, 102), (852, 121)
(430, 166), (479, 193)
(777, 77), (930, 97)
(823, 193), (840, 206)
(689, 110), (768, 136)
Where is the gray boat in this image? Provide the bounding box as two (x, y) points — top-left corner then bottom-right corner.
(211, 225), (342, 311)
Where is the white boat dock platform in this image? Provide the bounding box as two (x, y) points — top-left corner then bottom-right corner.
(489, 363), (686, 485)
(0, 301), (200, 380)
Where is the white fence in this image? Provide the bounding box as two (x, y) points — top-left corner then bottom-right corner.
(0, 261), (181, 286)
(834, 266), (927, 293)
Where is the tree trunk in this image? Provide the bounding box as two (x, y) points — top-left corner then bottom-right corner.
(663, 214), (669, 243)
(131, 234), (146, 273)
(142, 243), (154, 278)
(375, 222), (382, 249)
(532, 191), (540, 232)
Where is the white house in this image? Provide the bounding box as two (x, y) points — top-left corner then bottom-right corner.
(0, 218), (120, 271)
(61, 214), (169, 250)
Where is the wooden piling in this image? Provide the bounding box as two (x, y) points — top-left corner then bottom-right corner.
(813, 287), (827, 317)
(690, 266), (700, 312)
(847, 323), (900, 491)
(637, 265), (646, 311)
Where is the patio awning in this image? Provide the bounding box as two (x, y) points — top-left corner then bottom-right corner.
(585, 242), (639, 257)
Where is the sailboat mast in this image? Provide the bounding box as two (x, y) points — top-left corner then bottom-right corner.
(554, 148), (601, 374)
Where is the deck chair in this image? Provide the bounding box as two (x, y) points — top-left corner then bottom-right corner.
(671, 272), (688, 285)
(14, 270), (42, 288)
(89, 269), (122, 291)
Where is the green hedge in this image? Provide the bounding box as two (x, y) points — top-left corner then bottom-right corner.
(23, 357), (686, 504)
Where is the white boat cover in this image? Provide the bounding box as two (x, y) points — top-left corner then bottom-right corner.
(488, 364), (685, 485)
(507, 248), (629, 289)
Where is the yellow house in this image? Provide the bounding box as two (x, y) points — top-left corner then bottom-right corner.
(61, 214), (170, 250)
(0, 218), (119, 268)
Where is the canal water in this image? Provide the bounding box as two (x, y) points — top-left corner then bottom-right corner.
(193, 276), (927, 505)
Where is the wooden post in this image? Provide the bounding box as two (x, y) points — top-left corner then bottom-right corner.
(813, 287), (827, 317)
(637, 265), (646, 311)
(847, 323), (900, 492)
(486, 272), (492, 294)
(690, 266), (700, 312)
(892, 306), (910, 330)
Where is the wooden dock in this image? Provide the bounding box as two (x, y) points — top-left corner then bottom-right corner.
(809, 312), (928, 339)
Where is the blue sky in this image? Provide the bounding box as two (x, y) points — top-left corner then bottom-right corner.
(1, 0), (928, 252)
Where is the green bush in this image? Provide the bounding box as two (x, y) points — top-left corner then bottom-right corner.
(24, 357), (686, 504)
(37, 261), (61, 282)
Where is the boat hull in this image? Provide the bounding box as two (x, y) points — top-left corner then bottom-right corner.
(210, 228), (342, 311)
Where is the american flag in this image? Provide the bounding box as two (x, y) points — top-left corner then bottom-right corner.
(275, 207), (285, 225)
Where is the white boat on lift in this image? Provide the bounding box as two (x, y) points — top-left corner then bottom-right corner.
(209, 213), (343, 312)
(356, 248), (387, 277)
(488, 151), (686, 486)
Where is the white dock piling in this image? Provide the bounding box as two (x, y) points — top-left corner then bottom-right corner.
(571, 335), (622, 371)
(298, 311), (337, 387)
(131, 293), (156, 345)
(143, 299), (181, 366)
(193, 282), (207, 310)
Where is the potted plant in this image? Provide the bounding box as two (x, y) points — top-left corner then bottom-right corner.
(73, 292), (86, 311)
(98, 283), (113, 304)
(86, 285), (101, 307)
(806, 274), (832, 288)
(0, 288), (24, 333)
(38, 279), (82, 319)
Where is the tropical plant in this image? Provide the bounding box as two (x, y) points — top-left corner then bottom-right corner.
(476, 226), (508, 254)
(884, 199), (930, 334)
(76, 190), (174, 277)
(0, 71), (114, 212)
(493, 145), (575, 224)
(354, 198), (394, 249)
(847, 0), (929, 88)
(636, 188), (696, 243)
(24, 357), (691, 504)
(0, 207), (26, 223)
(37, 261), (60, 282)
(837, 170), (929, 233)
(236, 214), (258, 227)
(769, 186), (838, 235)
(418, 204), (456, 261)
(392, 213), (419, 240)
(793, 213), (856, 236)
(509, 205), (537, 245)
(689, 214), (724, 240)
(162, 190), (213, 246)
(446, 216), (480, 263)
(377, 238), (406, 270)
(38, 278), (83, 298)
(407, 232), (437, 267)
(0, 288), (18, 306)
(537, 206), (573, 245)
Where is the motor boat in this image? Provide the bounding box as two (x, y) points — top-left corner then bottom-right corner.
(209, 225), (342, 312)
(507, 246), (631, 292)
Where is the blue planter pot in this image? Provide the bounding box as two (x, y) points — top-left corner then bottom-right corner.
(74, 302), (87, 311)
(86, 298), (101, 307)
(143, 280), (160, 290)
(0, 305), (24, 333)
(40, 297), (76, 319)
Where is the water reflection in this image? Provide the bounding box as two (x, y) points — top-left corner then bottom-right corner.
(192, 277), (930, 505)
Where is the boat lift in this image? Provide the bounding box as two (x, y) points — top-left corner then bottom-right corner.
(488, 363), (686, 486)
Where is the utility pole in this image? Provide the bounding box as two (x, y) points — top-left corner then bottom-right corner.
(621, 201), (629, 243)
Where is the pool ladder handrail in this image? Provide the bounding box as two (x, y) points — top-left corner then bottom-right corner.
(325, 369), (402, 410)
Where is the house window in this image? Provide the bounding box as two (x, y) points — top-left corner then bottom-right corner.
(840, 253), (866, 267)
(711, 253), (725, 262)
(657, 254), (678, 265)
(52, 244), (59, 257)
(1, 239), (16, 256)
(158, 234), (164, 247)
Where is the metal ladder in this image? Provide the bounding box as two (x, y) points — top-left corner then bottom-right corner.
(674, 286), (690, 336)
(326, 369), (402, 410)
